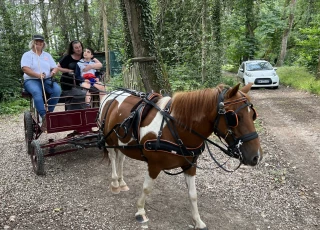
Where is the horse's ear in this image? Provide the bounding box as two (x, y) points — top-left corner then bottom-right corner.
(226, 83), (241, 98)
(240, 82), (253, 93)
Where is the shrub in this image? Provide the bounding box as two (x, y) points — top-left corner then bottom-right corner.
(277, 66), (320, 95)
(0, 98), (29, 115)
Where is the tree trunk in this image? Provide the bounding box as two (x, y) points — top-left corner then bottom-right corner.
(122, 0), (171, 94)
(211, 0), (222, 83)
(244, 0), (256, 60)
(84, 0), (92, 47)
(276, 0), (297, 67)
(57, 0), (70, 50)
(39, 0), (49, 43)
(201, 0), (208, 84)
(317, 50), (320, 80)
(101, 0), (110, 82)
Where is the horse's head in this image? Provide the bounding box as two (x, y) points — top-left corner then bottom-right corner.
(213, 83), (262, 166)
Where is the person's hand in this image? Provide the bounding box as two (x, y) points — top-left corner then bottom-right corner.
(83, 65), (92, 72)
(39, 72), (46, 79)
(67, 70), (74, 76)
(50, 70), (56, 77)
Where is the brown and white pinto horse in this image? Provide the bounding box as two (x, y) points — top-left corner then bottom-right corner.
(97, 83), (262, 230)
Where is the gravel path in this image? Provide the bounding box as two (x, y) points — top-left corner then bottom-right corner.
(1, 85), (319, 230)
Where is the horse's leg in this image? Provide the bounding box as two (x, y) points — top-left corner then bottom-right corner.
(116, 151), (129, 191)
(109, 148), (121, 194)
(135, 171), (157, 223)
(184, 173), (207, 230)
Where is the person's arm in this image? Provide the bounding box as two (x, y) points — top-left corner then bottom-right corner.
(50, 67), (58, 77)
(75, 64), (81, 80)
(22, 66), (44, 79)
(48, 54), (58, 77)
(56, 63), (74, 74)
(83, 58), (102, 72)
(21, 52), (44, 79)
(57, 56), (74, 74)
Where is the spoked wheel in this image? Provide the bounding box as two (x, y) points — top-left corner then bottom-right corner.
(30, 140), (45, 175)
(24, 111), (35, 155)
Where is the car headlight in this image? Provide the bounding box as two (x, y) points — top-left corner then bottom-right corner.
(273, 72), (278, 77)
(245, 72), (253, 77)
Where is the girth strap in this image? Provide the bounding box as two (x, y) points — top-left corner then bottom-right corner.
(144, 140), (205, 157)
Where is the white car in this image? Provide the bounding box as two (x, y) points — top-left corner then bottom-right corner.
(237, 60), (279, 89)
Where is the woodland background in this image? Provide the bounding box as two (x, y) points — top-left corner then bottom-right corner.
(0, 0), (319, 103)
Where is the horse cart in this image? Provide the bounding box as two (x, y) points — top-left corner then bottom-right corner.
(22, 76), (102, 175)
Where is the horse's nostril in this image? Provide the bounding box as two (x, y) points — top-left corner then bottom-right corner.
(252, 156), (259, 165)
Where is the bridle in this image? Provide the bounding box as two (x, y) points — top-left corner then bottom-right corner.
(213, 88), (258, 161)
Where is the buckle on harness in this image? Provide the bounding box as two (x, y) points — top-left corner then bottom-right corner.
(218, 102), (226, 114)
(236, 140), (243, 149)
(177, 139), (184, 146)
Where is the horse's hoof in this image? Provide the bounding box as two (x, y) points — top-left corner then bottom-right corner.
(135, 214), (149, 223)
(110, 185), (121, 194)
(120, 185), (130, 192)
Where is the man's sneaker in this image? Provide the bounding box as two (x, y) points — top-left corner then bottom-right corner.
(40, 115), (47, 132)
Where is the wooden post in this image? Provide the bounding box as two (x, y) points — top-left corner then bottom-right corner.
(101, 0), (110, 82)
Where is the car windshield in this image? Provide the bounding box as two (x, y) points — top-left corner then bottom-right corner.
(246, 62), (273, 71)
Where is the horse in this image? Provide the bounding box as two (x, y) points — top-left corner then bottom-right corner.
(97, 83), (262, 230)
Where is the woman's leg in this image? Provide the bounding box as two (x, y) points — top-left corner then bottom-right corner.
(24, 80), (46, 117)
(44, 79), (61, 112)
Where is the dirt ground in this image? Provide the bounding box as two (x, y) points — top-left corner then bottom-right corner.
(1, 85), (319, 230)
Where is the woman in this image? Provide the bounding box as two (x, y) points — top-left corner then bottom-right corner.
(21, 35), (61, 132)
(57, 40), (102, 91)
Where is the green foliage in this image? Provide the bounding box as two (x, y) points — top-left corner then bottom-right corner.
(108, 74), (124, 90)
(277, 66), (320, 94)
(167, 64), (239, 92)
(290, 16), (320, 74)
(0, 0), (319, 104)
(0, 99), (29, 115)
(167, 64), (202, 92)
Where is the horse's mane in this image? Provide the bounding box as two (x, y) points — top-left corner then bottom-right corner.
(171, 85), (226, 129)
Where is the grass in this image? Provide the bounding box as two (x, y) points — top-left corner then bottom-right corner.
(276, 66), (320, 95)
(0, 98), (29, 115)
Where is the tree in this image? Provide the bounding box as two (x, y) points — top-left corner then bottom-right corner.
(120, 0), (171, 93)
(201, 0), (208, 84)
(210, 0), (222, 83)
(276, 0), (297, 67)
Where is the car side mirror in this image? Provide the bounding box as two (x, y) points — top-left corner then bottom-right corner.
(239, 68), (244, 72)
(273, 67), (277, 71)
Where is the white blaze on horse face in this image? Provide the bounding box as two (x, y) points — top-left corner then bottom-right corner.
(140, 97), (171, 141)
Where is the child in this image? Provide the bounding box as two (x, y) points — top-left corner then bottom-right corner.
(75, 48), (105, 107)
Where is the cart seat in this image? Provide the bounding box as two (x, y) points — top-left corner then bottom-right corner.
(21, 88), (32, 99)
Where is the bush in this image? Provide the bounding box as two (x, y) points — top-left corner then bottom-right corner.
(0, 99), (29, 115)
(277, 66), (320, 95)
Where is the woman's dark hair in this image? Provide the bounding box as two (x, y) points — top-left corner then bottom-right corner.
(67, 40), (84, 55)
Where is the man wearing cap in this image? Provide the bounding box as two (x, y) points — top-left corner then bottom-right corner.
(21, 35), (61, 132)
